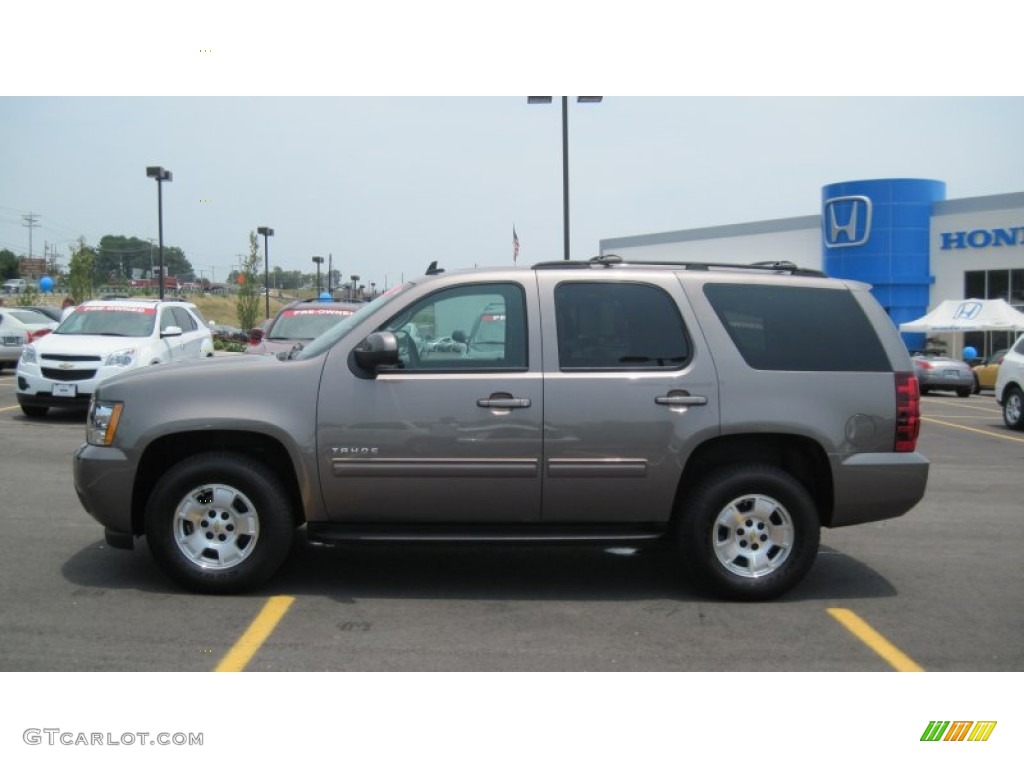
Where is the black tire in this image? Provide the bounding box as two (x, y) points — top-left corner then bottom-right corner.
(145, 452), (295, 594)
(20, 403), (49, 418)
(957, 387), (971, 398)
(1003, 386), (1024, 431)
(676, 464), (820, 601)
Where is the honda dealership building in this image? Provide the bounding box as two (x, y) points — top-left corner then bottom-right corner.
(600, 180), (1024, 356)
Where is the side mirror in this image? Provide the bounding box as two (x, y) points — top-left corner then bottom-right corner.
(161, 325), (183, 338)
(452, 330), (467, 343)
(353, 331), (400, 374)
(248, 327), (264, 344)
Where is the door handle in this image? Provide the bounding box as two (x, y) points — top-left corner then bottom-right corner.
(655, 390), (707, 407)
(477, 396), (532, 409)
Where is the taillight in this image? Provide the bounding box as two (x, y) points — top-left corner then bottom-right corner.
(916, 361), (932, 370)
(895, 372), (921, 452)
(28, 329), (52, 343)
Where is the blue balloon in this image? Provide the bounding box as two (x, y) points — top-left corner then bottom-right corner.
(962, 346), (978, 360)
(39, 276), (54, 293)
(318, 291), (332, 302)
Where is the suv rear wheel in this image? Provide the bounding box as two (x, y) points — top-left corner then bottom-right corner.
(1003, 385), (1024, 430)
(145, 453), (294, 593)
(677, 464), (820, 601)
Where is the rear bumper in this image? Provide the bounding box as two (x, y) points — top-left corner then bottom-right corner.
(829, 451), (930, 527)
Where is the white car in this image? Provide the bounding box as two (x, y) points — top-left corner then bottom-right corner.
(16, 298), (214, 417)
(3, 278), (29, 294)
(994, 334), (1024, 430)
(0, 307), (58, 370)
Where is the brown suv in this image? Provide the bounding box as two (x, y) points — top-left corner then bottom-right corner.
(73, 257), (928, 599)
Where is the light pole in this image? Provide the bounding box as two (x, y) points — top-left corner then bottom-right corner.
(257, 226), (274, 318)
(145, 166), (172, 299)
(312, 256), (324, 294)
(527, 96), (602, 260)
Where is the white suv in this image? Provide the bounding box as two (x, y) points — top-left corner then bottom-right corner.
(16, 298), (213, 417)
(994, 334), (1024, 430)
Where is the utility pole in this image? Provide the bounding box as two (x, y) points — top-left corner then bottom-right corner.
(22, 213), (40, 259)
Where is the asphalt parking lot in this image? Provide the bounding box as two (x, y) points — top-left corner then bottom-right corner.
(0, 369), (1021, 672)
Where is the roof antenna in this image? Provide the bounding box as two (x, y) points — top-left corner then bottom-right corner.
(425, 261), (445, 275)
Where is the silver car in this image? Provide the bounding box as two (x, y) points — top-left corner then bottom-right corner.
(0, 307), (58, 370)
(912, 354), (974, 397)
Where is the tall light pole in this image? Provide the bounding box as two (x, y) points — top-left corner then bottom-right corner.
(527, 96), (602, 260)
(312, 256), (324, 293)
(145, 166), (172, 299)
(257, 226), (274, 318)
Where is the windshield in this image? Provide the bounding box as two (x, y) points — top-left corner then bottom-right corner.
(294, 284), (413, 360)
(269, 307), (356, 340)
(56, 305), (156, 337)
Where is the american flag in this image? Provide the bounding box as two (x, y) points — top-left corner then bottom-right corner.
(513, 225), (519, 263)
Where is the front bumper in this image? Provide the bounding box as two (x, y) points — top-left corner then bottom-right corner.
(16, 361), (111, 406)
(73, 443), (138, 542)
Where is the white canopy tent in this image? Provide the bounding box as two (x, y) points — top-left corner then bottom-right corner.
(899, 299), (1024, 359)
(899, 299), (1024, 333)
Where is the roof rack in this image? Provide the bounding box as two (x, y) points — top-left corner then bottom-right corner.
(532, 254), (825, 277)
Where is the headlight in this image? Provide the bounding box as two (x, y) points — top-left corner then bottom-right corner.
(105, 347), (136, 368)
(87, 399), (124, 446)
(21, 344), (37, 365)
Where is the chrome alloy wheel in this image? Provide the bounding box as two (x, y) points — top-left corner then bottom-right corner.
(172, 484), (260, 570)
(1005, 390), (1023, 426)
(712, 493), (795, 578)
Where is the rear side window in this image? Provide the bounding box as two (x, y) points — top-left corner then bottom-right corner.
(703, 283), (890, 372)
(555, 282), (690, 370)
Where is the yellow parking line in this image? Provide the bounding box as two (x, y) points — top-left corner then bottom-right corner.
(921, 400), (999, 413)
(922, 417), (1024, 443)
(827, 608), (924, 672)
(0, 404), (20, 412)
(215, 596), (295, 672)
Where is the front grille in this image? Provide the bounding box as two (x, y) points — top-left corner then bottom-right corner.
(42, 354), (102, 362)
(41, 367), (97, 382)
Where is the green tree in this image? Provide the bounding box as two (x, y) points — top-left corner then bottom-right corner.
(0, 248), (19, 280)
(68, 238), (97, 303)
(236, 232), (261, 331)
(95, 235), (195, 283)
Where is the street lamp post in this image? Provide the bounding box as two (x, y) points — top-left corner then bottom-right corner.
(312, 256), (324, 293)
(145, 166), (173, 299)
(257, 226), (274, 318)
(527, 96), (602, 260)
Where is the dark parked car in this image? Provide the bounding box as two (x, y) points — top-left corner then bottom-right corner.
(25, 305), (64, 323)
(209, 324), (249, 344)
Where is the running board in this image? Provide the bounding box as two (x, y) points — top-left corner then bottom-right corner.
(306, 523), (667, 544)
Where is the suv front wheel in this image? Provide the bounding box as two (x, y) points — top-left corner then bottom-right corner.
(677, 464), (820, 601)
(145, 453), (295, 593)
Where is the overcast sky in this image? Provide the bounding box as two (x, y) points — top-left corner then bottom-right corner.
(2, 4), (1023, 290)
